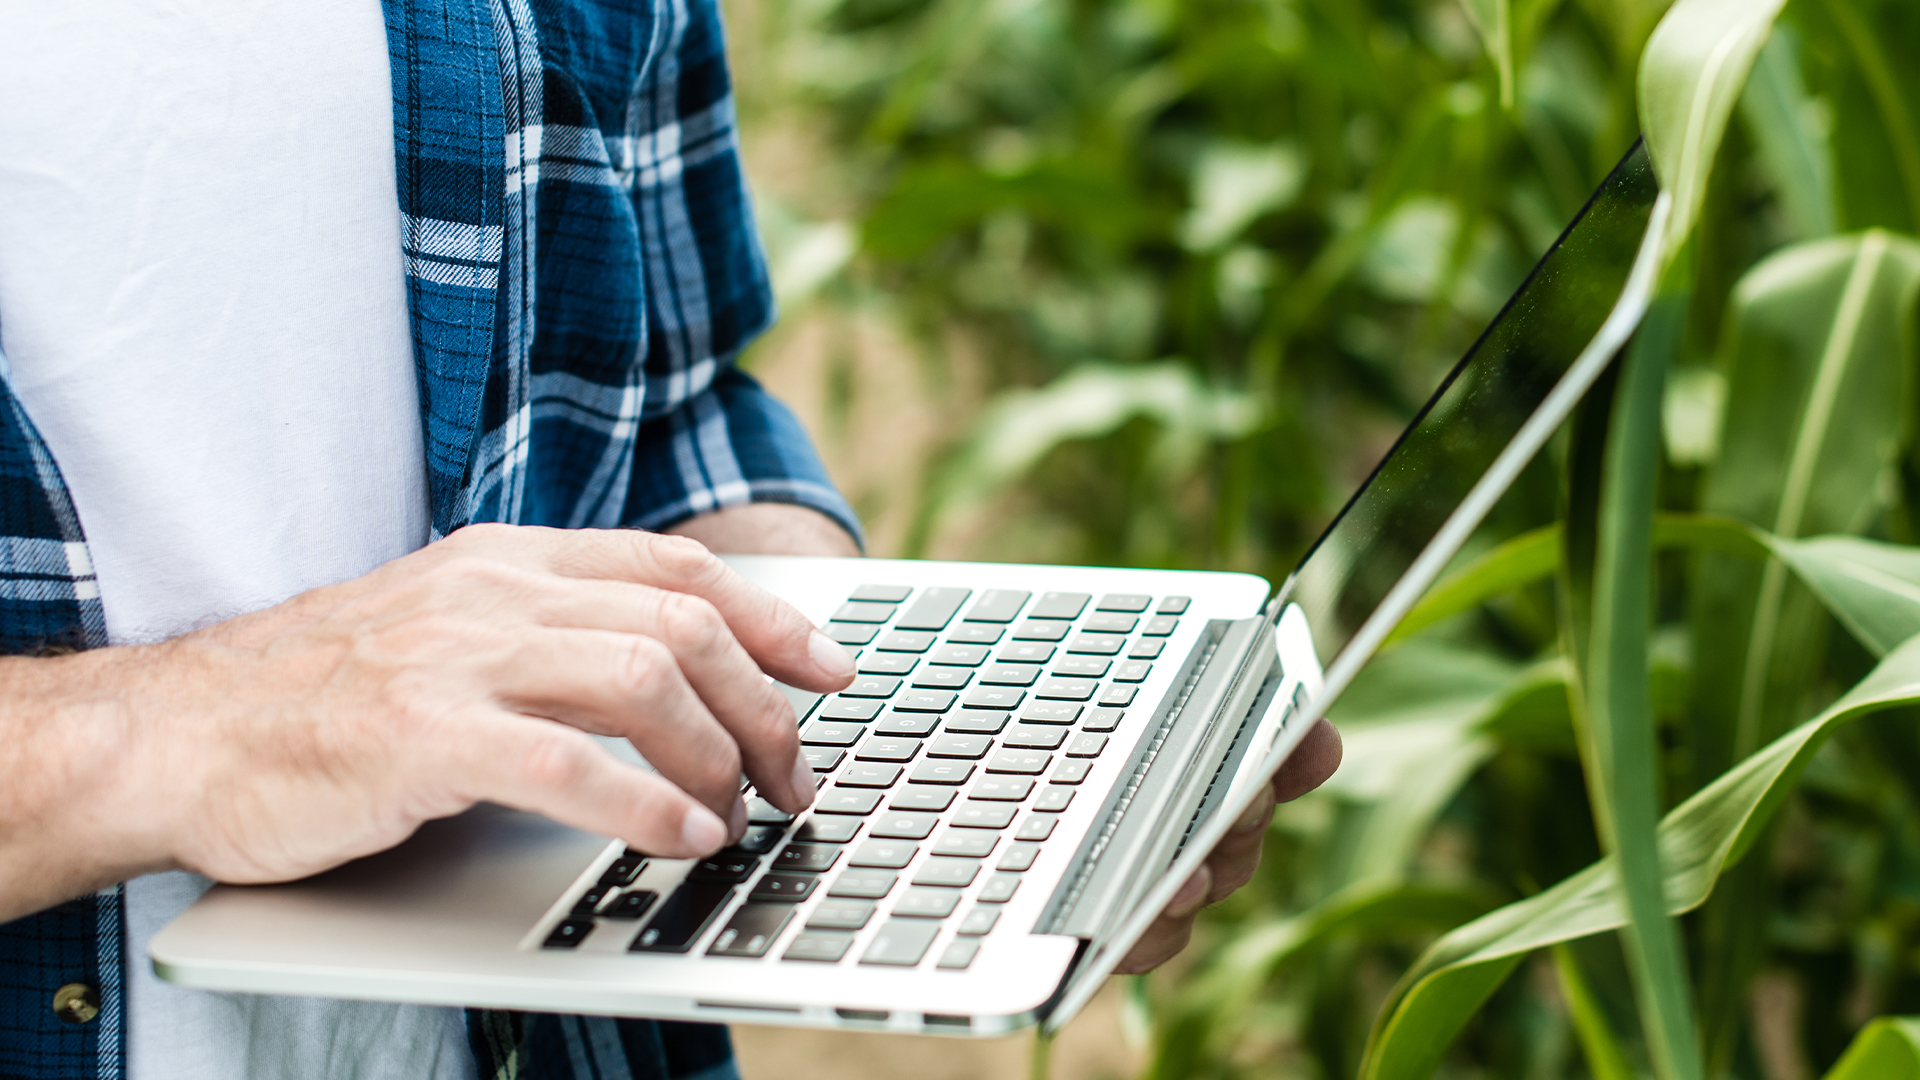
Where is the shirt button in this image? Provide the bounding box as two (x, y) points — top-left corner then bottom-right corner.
(52, 982), (99, 1025)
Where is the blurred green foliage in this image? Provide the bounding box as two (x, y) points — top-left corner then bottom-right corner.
(728, 0), (1920, 1074)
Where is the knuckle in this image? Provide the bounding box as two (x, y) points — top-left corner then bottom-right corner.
(611, 636), (675, 697)
(519, 728), (596, 791)
(647, 533), (722, 587)
(657, 593), (728, 656)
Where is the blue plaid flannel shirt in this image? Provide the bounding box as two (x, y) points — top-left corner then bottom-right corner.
(0, 0), (859, 1075)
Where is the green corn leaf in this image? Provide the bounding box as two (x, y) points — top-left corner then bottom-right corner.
(1552, 945), (1638, 1080)
(1384, 514), (1765, 648)
(1822, 1017), (1920, 1080)
(1457, 0), (1513, 109)
(1584, 290), (1699, 1080)
(1357, 632), (1920, 1080)
(1767, 537), (1920, 658)
(1638, 0), (1791, 255)
(1737, 30), (1837, 241)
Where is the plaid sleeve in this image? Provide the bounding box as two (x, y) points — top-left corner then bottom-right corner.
(614, 0), (860, 545)
(622, 367), (864, 546)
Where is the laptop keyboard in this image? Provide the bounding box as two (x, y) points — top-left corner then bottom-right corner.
(540, 585), (1189, 972)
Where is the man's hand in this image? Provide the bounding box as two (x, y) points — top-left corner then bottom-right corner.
(0, 522), (856, 922)
(1114, 717), (1342, 974)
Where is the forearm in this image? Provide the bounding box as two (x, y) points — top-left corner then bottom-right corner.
(664, 502), (860, 557)
(0, 648), (176, 921)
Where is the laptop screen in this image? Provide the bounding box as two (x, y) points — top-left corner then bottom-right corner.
(1276, 142), (1661, 691)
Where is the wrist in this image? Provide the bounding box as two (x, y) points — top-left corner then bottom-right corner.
(664, 502), (862, 557)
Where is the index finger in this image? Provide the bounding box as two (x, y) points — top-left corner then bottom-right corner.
(452, 525), (857, 693)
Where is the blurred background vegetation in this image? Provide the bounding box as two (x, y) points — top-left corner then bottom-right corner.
(718, 0), (1920, 1074)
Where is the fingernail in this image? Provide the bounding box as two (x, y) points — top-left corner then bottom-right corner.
(809, 630), (856, 680)
(681, 805), (726, 854)
(728, 797), (748, 841)
(789, 753), (818, 808)
(1169, 870), (1209, 916)
(1232, 797), (1271, 834)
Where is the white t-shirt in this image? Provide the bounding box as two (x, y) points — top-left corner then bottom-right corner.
(0, 1), (474, 1076)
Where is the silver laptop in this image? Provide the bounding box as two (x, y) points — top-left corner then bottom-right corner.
(150, 144), (1663, 1036)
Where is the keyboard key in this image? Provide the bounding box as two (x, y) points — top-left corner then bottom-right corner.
(707, 903), (794, 958)
(911, 667), (972, 690)
(724, 826), (783, 856)
(833, 601), (898, 623)
(802, 721), (865, 747)
(773, 844), (843, 873)
(996, 642), (1055, 664)
(963, 589), (1031, 623)
(979, 873), (1022, 903)
(1036, 677), (1098, 701)
(957, 907), (1000, 935)
(1096, 593), (1152, 613)
(543, 919), (594, 948)
(1156, 596), (1190, 614)
(838, 763), (903, 788)
(1029, 592), (1090, 620)
(827, 870), (897, 899)
(852, 584), (913, 603)
(806, 899), (876, 930)
(816, 789), (884, 815)
(860, 919), (941, 966)
(1012, 621), (1069, 642)
(997, 843), (1041, 871)
(894, 690), (957, 713)
(820, 698), (884, 721)
(971, 776), (1035, 801)
(985, 748), (1052, 774)
(927, 733), (993, 758)
(1143, 615), (1179, 636)
(1050, 759), (1094, 784)
(1015, 816), (1057, 841)
(937, 938), (981, 970)
(888, 786), (957, 812)
(930, 644), (990, 667)
(1082, 708), (1124, 732)
(858, 653), (918, 675)
(878, 630), (937, 652)
(599, 856), (646, 887)
(870, 811), (940, 838)
(896, 587), (971, 631)
(794, 816), (863, 843)
(912, 858), (980, 888)
(849, 840), (919, 869)
(1128, 638), (1166, 660)
(1020, 702), (1082, 725)
(1052, 656), (1110, 678)
(1067, 633), (1127, 655)
(630, 881), (736, 953)
(841, 676), (902, 698)
(824, 623), (879, 646)
(803, 746), (846, 772)
(964, 687), (1026, 710)
(1066, 733), (1110, 758)
(1084, 613), (1138, 633)
(689, 856), (758, 883)
(782, 931), (854, 962)
(946, 624), (1004, 645)
(873, 713), (939, 737)
(1100, 685), (1138, 707)
(943, 711), (1010, 735)
(910, 760), (976, 785)
(855, 736), (922, 763)
(979, 664), (1040, 686)
(1034, 786), (1075, 812)
(1114, 661), (1153, 683)
(931, 831), (998, 858)
(604, 890), (658, 920)
(747, 798), (795, 825)
(1002, 725), (1067, 750)
(749, 873), (818, 902)
(952, 802), (1018, 828)
(572, 885), (614, 916)
(895, 888), (962, 917)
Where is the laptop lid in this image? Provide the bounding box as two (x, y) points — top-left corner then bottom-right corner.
(1043, 141), (1670, 1029)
